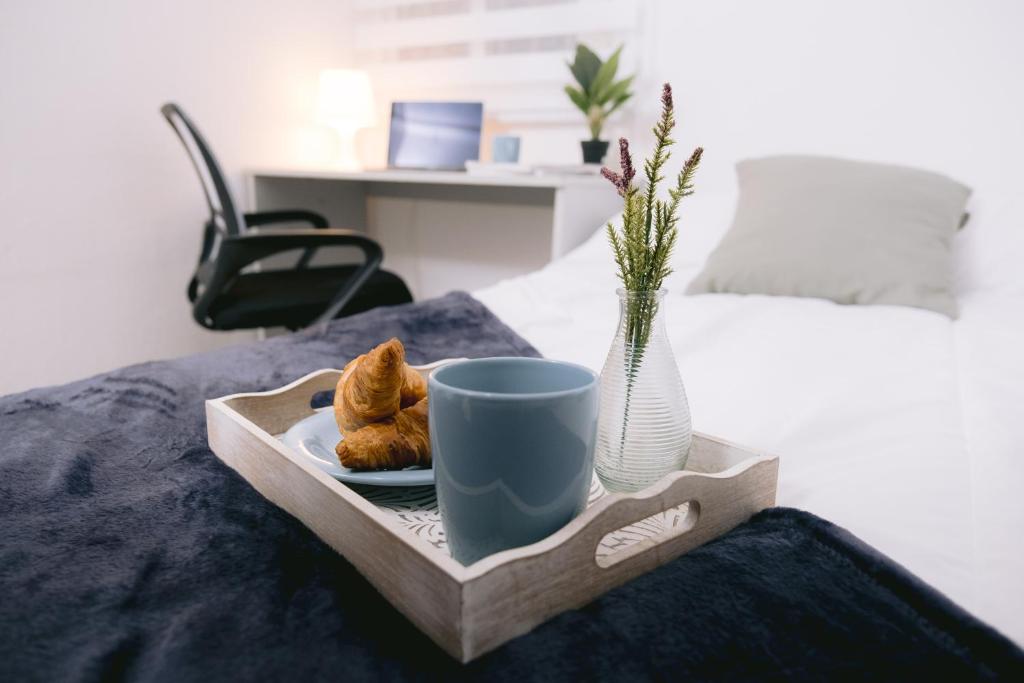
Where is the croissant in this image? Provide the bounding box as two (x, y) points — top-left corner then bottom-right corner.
(332, 338), (432, 470)
(336, 397), (431, 470)
(334, 338), (427, 435)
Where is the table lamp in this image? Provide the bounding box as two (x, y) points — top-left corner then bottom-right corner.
(317, 69), (375, 170)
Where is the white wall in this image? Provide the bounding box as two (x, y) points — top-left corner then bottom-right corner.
(638, 0), (1023, 197)
(0, 0), (353, 395)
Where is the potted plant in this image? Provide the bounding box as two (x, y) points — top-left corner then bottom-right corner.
(565, 44), (635, 164)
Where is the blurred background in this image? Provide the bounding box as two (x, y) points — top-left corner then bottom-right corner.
(1, 0), (1022, 394)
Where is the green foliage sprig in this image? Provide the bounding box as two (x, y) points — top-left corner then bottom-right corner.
(565, 44), (635, 140)
(603, 83), (703, 299)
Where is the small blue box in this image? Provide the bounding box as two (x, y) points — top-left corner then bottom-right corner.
(492, 135), (521, 163)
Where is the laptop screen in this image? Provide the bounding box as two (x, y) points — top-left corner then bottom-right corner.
(387, 101), (483, 170)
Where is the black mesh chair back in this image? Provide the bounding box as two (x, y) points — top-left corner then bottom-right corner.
(160, 103), (245, 237)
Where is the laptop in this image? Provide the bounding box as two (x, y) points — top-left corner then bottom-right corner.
(387, 101), (483, 171)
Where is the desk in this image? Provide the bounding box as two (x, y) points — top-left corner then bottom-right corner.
(246, 168), (620, 298)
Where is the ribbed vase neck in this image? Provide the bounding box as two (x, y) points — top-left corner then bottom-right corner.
(615, 288), (666, 304)
(615, 288), (668, 341)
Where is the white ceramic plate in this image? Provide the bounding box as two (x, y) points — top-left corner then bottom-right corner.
(281, 409), (435, 486)
(279, 358), (464, 487)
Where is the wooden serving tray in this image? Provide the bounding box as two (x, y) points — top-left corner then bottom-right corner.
(206, 368), (779, 663)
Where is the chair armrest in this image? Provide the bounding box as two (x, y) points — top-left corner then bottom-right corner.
(242, 210), (329, 229)
(242, 210), (331, 269)
(219, 229), (380, 267)
(191, 229), (383, 329)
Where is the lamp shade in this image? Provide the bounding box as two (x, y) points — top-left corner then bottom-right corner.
(317, 69), (375, 129)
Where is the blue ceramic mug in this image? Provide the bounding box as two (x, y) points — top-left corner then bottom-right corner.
(428, 357), (599, 566)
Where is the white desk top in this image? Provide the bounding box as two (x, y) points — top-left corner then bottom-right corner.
(248, 167), (610, 189)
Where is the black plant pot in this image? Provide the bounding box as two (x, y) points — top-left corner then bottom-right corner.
(581, 139), (610, 164)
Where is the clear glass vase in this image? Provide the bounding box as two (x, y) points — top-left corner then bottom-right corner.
(596, 288), (692, 493)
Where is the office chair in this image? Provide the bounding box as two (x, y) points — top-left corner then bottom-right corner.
(160, 103), (413, 331)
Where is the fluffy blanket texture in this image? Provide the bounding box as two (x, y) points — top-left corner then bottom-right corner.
(0, 292), (1020, 681)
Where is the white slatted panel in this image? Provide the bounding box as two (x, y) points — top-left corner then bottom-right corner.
(352, 0), (643, 124)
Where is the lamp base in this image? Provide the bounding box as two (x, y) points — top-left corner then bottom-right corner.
(330, 125), (363, 171)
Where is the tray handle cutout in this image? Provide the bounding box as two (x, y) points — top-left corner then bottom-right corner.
(595, 499), (701, 569)
(556, 461), (767, 578)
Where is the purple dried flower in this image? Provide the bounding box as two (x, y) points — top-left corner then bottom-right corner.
(661, 83), (673, 111)
(601, 166), (622, 189)
(602, 138), (639, 197)
(618, 137), (635, 186)
(601, 169), (628, 197)
(684, 146), (703, 170)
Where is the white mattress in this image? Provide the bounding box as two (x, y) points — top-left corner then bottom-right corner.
(475, 189), (1024, 644)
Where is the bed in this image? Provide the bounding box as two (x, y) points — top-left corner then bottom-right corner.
(474, 186), (1024, 646)
(2, 292), (1021, 680)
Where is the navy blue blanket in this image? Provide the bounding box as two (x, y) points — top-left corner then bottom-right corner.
(1, 292), (1021, 682)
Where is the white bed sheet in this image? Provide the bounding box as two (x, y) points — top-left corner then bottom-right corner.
(474, 190), (1024, 644)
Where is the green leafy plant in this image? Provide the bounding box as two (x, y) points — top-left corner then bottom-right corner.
(602, 83), (702, 456)
(565, 44), (635, 140)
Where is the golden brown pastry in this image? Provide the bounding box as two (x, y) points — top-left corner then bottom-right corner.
(332, 338), (432, 470)
(336, 397), (430, 470)
(334, 338), (425, 435)
(399, 364), (427, 409)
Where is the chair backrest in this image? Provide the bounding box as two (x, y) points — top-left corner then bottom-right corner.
(160, 103), (245, 236)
